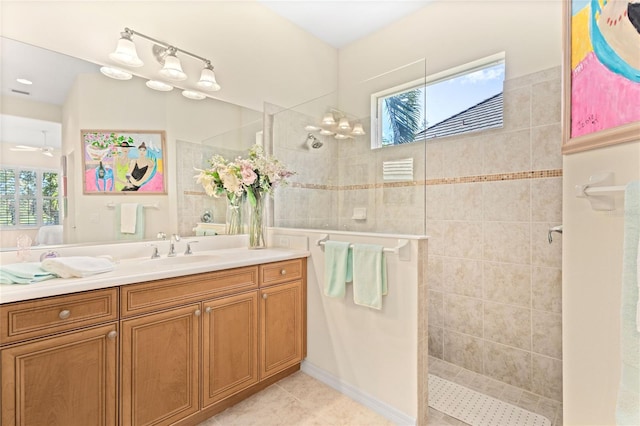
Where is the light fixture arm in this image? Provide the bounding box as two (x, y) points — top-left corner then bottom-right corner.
(124, 27), (212, 65)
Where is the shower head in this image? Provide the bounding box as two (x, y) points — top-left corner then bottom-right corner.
(306, 133), (323, 149)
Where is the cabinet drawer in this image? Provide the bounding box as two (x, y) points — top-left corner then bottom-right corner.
(260, 259), (304, 287)
(121, 266), (258, 317)
(0, 288), (118, 345)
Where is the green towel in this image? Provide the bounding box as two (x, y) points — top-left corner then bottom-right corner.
(352, 244), (387, 310)
(0, 262), (57, 284)
(616, 181), (640, 425)
(324, 241), (352, 298)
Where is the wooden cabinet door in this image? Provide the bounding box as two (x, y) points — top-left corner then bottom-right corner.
(202, 291), (258, 408)
(1, 323), (118, 426)
(259, 280), (303, 379)
(120, 304), (200, 426)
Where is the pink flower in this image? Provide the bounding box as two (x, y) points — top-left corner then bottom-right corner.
(241, 163), (257, 185)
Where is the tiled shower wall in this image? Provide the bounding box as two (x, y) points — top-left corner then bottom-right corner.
(273, 66), (563, 404)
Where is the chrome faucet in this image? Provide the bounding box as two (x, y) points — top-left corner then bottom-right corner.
(148, 244), (160, 259)
(184, 240), (199, 255)
(168, 234), (181, 257)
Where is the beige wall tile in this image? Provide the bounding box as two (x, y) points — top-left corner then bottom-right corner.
(531, 177), (562, 222)
(483, 129), (531, 174)
(484, 262), (532, 307)
(426, 221), (445, 256)
(444, 221), (483, 259)
(442, 137), (483, 178)
(531, 222), (562, 268)
(531, 354), (563, 402)
(502, 87), (531, 131)
(428, 255), (444, 291)
(450, 183), (483, 221)
(443, 257), (483, 298)
(444, 294), (483, 337)
(483, 341), (532, 390)
(483, 222), (531, 264)
(426, 140), (444, 179)
(532, 310), (562, 359)
(444, 330), (484, 373)
(531, 123), (562, 171)
(484, 302), (532, 350)
(483, 180), (530, 222)
(428, 325), (444, 359)
(532, 266), (562, 313)
(426, 185), (451, 220)
(429, 290), (444, 327)
(531, 79), (561, 127)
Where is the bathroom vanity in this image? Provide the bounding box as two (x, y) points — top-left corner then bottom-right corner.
(0, 250), (308, 426)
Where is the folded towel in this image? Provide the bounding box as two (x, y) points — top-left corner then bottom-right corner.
(120, 203), (139, 234)
(0, 262), (57, 284)
(115, 204), (145, 240)
(352, 244), (387, 310)
(324, 241), (352, 298)
(41, 256), (115, 278)
(616, 180), (640, 426)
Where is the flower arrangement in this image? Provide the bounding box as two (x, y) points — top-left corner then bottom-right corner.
(194, 144), (294, 244)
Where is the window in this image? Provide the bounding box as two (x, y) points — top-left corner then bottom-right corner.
(0, 167), (60, 227)
(371, 53), (505, 148)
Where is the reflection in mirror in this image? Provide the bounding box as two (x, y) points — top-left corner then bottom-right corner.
(0, 37), (262, 251)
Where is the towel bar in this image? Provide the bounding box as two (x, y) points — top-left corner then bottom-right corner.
(106, 202), (159, 210)
(575, 172), (626, 211)
(315, 234), (411, 261)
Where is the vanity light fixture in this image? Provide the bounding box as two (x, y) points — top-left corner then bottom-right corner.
(100, 66), (133, 80)
(182, 90), (206, 100)
(105, 27), (222, 94)
(146, 80), (173, 91)
(307, 109), (366, 140)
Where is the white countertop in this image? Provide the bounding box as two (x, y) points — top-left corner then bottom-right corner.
(0, 247), (309, 304)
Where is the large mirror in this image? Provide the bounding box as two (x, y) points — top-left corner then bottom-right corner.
(0, 37), (262, 251)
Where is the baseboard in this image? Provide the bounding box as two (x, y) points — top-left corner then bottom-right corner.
(300, 361), (416, 426)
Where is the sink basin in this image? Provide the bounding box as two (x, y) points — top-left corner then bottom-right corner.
(143, 254), (218, 266)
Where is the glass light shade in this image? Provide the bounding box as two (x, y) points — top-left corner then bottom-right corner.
(182, 90), (206, 100)
(319, 129), (334, 136)
(109, 37), (143, 67)
(100, 66), (133, 80)
(304, 125), (320, 132)
(159, 53), (187, 81)
(338, 117), (351, 130)
(351, 123), (366, 135)
(146, 80), (174, 91)
(197, 67), (221, 91)
(334, 133), (351, 140)
(16, 78), (33, 85)
(322, 113), (336, 125)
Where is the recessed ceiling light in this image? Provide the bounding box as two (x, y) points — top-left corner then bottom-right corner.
(146, 80), (174, 92)
(16, 78), (33, 85)
(100, 66), (132, 80)
(182, 90), (206, 100)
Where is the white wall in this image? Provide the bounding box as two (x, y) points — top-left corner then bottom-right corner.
(562, 140), (640, 425)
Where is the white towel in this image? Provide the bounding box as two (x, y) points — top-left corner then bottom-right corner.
(41, 256), (115, 278)
(120, 203), (139, 234)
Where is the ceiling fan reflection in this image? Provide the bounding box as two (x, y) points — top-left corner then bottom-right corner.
(10, 130), (54, 157)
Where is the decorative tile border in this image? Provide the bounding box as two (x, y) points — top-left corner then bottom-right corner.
(184, 169), (563, 196)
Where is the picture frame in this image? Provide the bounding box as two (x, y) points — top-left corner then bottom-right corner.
(81, 130), (167, 194)
(561, 0), (640, 154)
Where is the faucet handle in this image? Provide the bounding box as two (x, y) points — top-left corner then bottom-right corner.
(157, 232), (167, 240)
(172, 233), (181, 242)
(184, 240), (199, 255)
(146, 244), (160, 259)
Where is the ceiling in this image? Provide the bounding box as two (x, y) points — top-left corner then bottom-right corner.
(258, 0), (433, 48)
(1, 1), (432, 150)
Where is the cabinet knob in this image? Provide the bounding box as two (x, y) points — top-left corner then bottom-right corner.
(107, 330), (117, 340)
(205, 306), (212, 314)
(194, 309), (201, 317)
(262, 293), (268, 300)
(59, 309), (71, 320)
(280, 269), (286, 275)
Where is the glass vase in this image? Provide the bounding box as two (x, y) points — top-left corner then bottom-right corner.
(225, 193), (245, 235)
(247, 191), (266, 249)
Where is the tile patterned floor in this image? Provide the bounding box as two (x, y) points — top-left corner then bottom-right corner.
(198, 363), (562, 426)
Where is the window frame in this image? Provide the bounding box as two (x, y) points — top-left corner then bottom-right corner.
(0, 166), (61, 229)
(370, 52), (506, 149)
